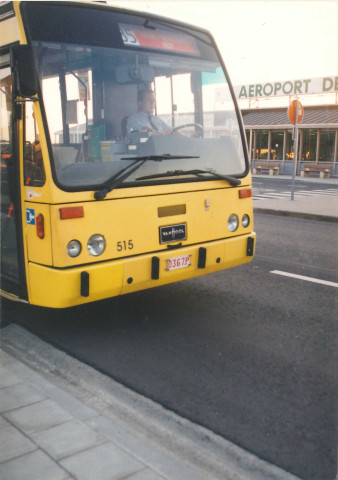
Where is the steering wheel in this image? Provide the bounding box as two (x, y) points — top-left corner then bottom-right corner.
(172, 123), (204, 137)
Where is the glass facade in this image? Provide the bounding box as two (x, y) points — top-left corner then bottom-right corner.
(319, 130), (335, 162)
(285, 130), (293, 160)
(270, 130), (284, 160)
(245, 127), (337, 169)
(301, 130), (317, 162)
(255, 130), (269, 159)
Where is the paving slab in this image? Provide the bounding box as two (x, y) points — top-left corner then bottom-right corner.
(60, 442), (144, 480)
(8, 361), (99, 422)
(0, 382), (47, 413)
(0, 449), (69, 480)
(31, 418), (104, 460)
(0, 425), (37, 463)
(4, 399), (72, 434)
(86, 415), (205, 480)
(0, 367), (23, 388)
(0, 350), (16, 367)
(126, 469), (166, 480)
(0, 415), (10, 429)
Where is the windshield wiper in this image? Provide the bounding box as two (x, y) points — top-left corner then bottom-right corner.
(94, 155), (199, 200)
(120, 154), (199, 161)
(136, 169), (241, 187)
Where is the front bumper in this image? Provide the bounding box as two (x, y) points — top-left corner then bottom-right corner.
(28, 233), (256, 308)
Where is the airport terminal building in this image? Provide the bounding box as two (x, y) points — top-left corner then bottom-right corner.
(237, 76), (338, 176)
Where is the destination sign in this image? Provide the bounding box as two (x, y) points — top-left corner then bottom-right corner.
(119, 23), (199, 55)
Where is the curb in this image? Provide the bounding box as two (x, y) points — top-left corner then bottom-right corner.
(254, 207), (338, 223)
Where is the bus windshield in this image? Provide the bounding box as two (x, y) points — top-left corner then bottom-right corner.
(23, 3), (247, 191)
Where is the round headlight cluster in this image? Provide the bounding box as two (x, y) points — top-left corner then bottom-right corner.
(87, 234), (106, 256)
(67, 234), (106, 258)
(67, 240), (81, 258)
(242, 214), (250, 228)
(227, 214), (239, 232)
(227, 214), (251, 232)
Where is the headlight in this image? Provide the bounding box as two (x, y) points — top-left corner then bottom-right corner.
(67, 240), (81, 258)
(242, 214), (250, 228)
(227, 214), (239, 232)
(87, 234), (105, 256)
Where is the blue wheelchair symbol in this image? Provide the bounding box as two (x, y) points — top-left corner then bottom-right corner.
(26, 208), (35, 225)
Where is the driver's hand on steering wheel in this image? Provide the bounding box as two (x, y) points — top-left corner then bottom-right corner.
(150, 128), (174, 136)
(161, 129), (174, 136)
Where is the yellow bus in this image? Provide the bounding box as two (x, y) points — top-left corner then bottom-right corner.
(0, 1), (255, 308)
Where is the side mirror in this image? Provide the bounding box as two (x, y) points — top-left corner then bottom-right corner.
(11, 45), (39, 98)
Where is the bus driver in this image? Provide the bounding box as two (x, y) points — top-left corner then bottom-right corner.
(126, 89), (173, 136)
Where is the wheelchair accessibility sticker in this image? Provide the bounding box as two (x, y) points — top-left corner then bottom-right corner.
(26, 208), (35, 225)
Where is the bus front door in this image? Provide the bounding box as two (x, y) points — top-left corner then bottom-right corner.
(0, 61), (27, 301)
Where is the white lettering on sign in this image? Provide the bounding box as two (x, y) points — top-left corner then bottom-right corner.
(235, 76), (338, 98)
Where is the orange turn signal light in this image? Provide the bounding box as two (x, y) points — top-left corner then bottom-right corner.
(59, 206), (84, 220)
(239, 188), (252, 199)
(36, 214), (45, 239)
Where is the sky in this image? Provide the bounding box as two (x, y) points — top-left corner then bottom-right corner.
(108, 0), (338, 86)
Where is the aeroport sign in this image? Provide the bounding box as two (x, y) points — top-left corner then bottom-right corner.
(236, 76), (338, 99)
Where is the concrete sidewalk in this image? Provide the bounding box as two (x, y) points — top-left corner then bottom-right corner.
(0, 324), (301, 480)
(253, 174), (338, 222)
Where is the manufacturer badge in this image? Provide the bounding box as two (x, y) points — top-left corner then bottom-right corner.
(159, 223), (187, 243)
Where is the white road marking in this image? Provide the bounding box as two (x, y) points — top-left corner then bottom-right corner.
(270, 270), (338, 288)
(262, 192), (290, 196)
(253, 189), (338, 201)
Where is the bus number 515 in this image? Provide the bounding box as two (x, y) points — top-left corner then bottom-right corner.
(117, 240), (134, 252)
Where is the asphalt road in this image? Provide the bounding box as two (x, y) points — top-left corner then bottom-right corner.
(2, 214), (337, 480)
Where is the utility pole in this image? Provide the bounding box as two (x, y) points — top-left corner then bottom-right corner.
(288, 99), (303, 200)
